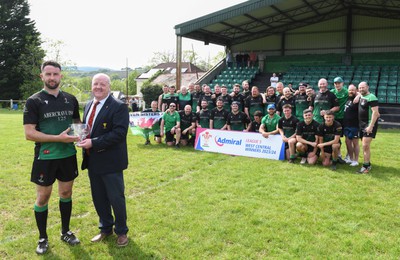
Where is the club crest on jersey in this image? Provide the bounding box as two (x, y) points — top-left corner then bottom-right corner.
(44, 100), (48, 104)
(103, 123), (107, 129)
(64, 98), (69, 104)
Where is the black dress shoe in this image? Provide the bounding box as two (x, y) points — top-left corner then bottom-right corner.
(91, 232), (113, 243)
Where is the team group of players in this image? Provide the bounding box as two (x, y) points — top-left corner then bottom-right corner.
(146, 77), (379, 174)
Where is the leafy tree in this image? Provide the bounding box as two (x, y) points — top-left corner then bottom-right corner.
(76, 76), (92, 92)
(141, 84), (163, 109)
(111, 79), (125, 93)
(0, 0), (45, 99)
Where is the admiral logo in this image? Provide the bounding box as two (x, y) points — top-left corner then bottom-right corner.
(215, 136), (242, 147)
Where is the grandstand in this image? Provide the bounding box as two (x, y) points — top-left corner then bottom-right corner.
(174, 0), (400, 127)
(209, 66), (258, 92)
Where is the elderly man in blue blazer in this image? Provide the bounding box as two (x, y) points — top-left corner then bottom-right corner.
(79, 73), (129, 247)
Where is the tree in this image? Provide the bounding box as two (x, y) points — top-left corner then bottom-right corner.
(0, 0), (45, 99)
(149, 50), (176, 66)
(141, 84), (163, 109)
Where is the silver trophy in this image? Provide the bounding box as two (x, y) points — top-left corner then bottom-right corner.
(69, 123), (90, 145)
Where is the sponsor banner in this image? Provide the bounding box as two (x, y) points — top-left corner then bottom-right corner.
(195, 128), (285, 160)
(129, 112), (163, 138)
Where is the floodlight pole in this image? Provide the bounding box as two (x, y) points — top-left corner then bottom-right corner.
(176, 35), (182, 90)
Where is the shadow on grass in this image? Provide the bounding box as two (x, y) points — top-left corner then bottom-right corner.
(66, 244), (92, 260)
(298, 161), (400, 180)
(106, 239), (160, 259)
(135, 141), (198, 153)
(366, 164), (400, 180)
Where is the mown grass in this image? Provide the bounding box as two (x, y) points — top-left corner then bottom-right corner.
(1, 109), (400, 259)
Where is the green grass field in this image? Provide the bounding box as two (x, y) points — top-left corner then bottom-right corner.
(1, 109), (400, 259)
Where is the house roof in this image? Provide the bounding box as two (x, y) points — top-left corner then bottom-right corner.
(174, 0), (400, 47)
(137, 62), (204, 80)
(153, 62), (205, 73)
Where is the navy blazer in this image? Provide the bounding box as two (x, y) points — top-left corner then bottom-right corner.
(81, 95), (129, 174)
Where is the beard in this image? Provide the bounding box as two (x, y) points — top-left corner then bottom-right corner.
(45, 80), (60, 90)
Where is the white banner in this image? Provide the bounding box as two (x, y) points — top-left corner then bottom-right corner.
(194, 128), (285, 160)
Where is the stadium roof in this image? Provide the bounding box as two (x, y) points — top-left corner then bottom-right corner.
(174, 0), (400, 47)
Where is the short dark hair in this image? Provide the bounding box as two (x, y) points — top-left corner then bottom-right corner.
(303, 109), (312, 114)
(253, 110), (263, 117)
(41, 60), (61, 71)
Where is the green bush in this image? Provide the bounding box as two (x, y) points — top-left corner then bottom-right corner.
(141, 84), (163, 109)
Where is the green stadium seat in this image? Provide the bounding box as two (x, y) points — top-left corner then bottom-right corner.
(378, 96), (386, 103)
(351, 80), (360, 86)
(388, 80), (397, 85)
(378, 85), (387, 90)
(369, 79), (378, 84)
(378, 89), (387, 96)
(387, 96), (397, 103)
(387, 89), (397, 96)
(380, 78), (388, 84)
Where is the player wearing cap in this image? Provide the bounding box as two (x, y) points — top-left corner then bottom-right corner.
(278, 104), (299, 163)
(294, 83), (311, 121)
(227, 101), (250, 131)
(313, 78), (339, 124)
(296, 109), (320, 165)
(331, 76), (349, 164)
(331, 77), (348, 127)
(317, 110), (342, 170)
(357, 81), (380, 174)
(260, 104), (280, 138)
